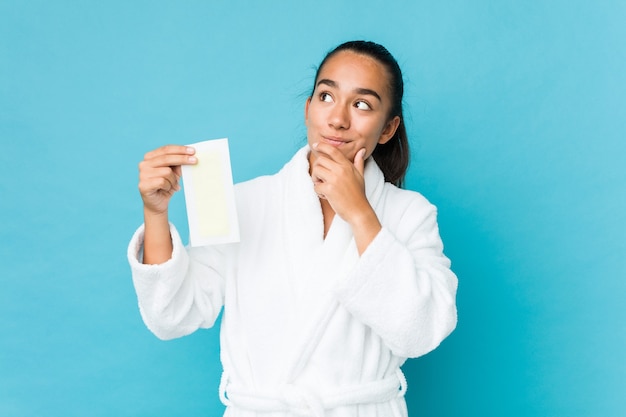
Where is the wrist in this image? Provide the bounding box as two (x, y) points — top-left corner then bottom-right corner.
(143, 207), (169, 224)
(348, 208), (379, 230)
(142, 208), (173, 265)
(348, 206), (382, 255)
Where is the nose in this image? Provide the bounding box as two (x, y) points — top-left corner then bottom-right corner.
(328, 103), (350, 130)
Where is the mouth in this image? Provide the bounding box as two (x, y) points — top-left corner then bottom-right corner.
(321, 136), (350, 147)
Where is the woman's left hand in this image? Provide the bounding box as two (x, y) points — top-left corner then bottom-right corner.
(310, 142), (370, 220)
(310, 143), (382, 254)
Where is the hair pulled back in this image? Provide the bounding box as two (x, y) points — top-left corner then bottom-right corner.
(311, 40), (409, 187)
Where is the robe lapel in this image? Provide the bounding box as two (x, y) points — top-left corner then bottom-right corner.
(280, 146), (387, 383)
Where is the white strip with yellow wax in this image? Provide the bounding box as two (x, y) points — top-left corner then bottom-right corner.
(181, 138), (240, 246)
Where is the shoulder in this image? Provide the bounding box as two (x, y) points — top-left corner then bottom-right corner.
(382, 183), (437, 215)
(378, 183), (439, 238)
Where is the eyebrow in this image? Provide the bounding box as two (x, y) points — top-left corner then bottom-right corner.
(316, 78), (382, 102)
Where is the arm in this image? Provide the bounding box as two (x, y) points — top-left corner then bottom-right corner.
(310, 143), (380, 254)
(311, 142), (457, 357)
(334, 198), (458, 358)
(129, 144), (227, 339)
(128, 224), (229, 340)
(138, 145), (197, 264)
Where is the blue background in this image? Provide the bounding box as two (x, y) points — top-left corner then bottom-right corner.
(1, 1), (625, 416)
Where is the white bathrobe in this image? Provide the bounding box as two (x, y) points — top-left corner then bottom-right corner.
(128, 146), (458, 417)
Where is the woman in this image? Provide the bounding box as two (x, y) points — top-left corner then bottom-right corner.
(129, 41), (457, 417)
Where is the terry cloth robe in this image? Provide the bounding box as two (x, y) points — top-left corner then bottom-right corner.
(128, 145), (458, 417)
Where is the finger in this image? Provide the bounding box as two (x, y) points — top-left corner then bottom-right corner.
(144, 145), (195, 161)
(140, 153), (197, 171)
(310, 168), (324, 184)
(311, 154), (335, 173)
(139, 166), (177, 183)
(310, 162), (332, 184)
(139, 176), (177, 196)
(312, 148), (359, 183)
(313, 181), (328, 200)
(140, 167), (180, 191)
(312, 142), (349, 163)
(353, 148), (366, 177)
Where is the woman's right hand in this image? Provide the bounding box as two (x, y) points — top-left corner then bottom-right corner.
(138, 145), (197, 216)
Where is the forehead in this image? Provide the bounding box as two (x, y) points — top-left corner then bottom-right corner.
(317, 51), (391, 97)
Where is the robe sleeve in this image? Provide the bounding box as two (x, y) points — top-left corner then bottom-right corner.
(334, 198), (458, 359)
(127, 223), (229, 340)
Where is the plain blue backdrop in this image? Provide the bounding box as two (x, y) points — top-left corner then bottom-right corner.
(1, 1), (625, 416)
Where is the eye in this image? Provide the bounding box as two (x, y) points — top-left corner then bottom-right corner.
(319, 92), (334, 103)
(355, 100), (372, 110)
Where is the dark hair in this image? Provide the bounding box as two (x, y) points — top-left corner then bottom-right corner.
(311, 40), (409, 187)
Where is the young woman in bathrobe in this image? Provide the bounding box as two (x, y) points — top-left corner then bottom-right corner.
(129, 41), (458, 417)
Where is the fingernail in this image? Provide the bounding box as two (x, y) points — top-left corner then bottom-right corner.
(313, 142), (319, 149)
(188, 156), (197, 163)
(186, 147), (195, 154)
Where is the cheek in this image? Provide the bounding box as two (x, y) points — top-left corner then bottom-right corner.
(305, 109), (320, 129)
(359, 120), (385, 142)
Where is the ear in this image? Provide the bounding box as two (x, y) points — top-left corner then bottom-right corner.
(378, 116), (401, 145)
(304, 97), (311, 125)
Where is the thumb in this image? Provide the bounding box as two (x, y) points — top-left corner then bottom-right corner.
(354, 148), (366, 176)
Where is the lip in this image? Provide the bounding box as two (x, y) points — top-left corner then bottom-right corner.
(321, 136), (350, 147)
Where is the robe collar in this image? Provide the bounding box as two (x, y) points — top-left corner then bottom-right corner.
(278, 145), (387, 382)
(280, 144), (386, 298)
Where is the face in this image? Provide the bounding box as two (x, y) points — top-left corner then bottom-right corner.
(305, 50), (400, 164)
